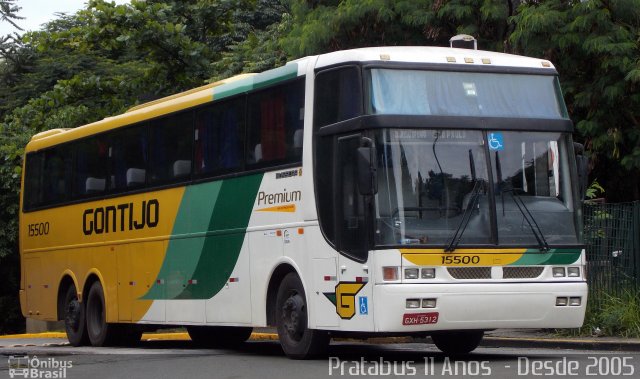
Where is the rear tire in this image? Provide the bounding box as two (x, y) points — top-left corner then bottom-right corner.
(431, 330), (484, 355)
(187, 326), (253, 347)
(85, 281), (118, 346)
(63, 284), (89, 346)
(275, 273), (329, 359)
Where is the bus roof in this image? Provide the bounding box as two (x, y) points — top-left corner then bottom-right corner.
(25, 46), (555, 152)
(310, 46), (555, 70)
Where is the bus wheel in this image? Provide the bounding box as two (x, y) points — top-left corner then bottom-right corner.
(275, 273), (329, 359)
(63, 285), (89, 346)
(187, 326), (253, 347)
(85, 281), (117, 346)
(431, 330), (484, 355)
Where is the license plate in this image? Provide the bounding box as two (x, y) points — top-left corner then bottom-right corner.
(402, 312), (439, 325)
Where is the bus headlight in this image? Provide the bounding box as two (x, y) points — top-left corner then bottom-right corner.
(406, 299), (421, 309)
(404, 268), (419, 279)
(567, 267), (580, 277)
(552, 267), (566, 277)
(421, 268), (436, 279)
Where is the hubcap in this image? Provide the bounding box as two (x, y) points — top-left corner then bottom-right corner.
(281, 292), (305, 341)
(65, 299), (81, 331)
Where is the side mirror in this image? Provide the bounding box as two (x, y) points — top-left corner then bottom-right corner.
(357, 139), (377, 196)
(573, 142), (588, 200)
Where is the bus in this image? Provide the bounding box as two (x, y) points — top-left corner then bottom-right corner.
(20, 43), (588, 359)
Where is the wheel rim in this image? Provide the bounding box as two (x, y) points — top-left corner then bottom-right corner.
(281, 291), (306, 342)
(65, 298), (81, 331)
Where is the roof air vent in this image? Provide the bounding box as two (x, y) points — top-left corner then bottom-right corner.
(449, 34), (477, 50)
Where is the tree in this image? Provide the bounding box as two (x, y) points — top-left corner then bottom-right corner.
(510, 0), (640, 200)
(0, 0), (289, 333)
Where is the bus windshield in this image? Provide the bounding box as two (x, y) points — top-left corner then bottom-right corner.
(373, 129), (579, 248)
(368, 69), (568, 119)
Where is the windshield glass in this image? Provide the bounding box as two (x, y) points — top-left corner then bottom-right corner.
(373, 129), (579, 247)
(368, 69), (568, 119)
(491, 131), (577, 245)
(374, 129), (492, 246)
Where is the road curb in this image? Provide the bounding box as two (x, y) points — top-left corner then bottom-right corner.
(482, 336), (640, 352)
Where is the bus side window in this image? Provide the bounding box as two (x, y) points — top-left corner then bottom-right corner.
(42, 147), (72, 205)
(246, 78), (305, 167)
(24, 152), (44, 210)
(314, 66), (362, 129)
(149, 111), (194, 184)
(74, 137), (108, 197)
(109, 125), (148, 191)
(194, 97), (244, 177)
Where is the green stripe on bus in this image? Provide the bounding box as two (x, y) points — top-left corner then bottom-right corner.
(175, 173), (263, 299)
(510, 248), (582, 265)
(141, 181), (223, 300)
(212, 63), (299, 101)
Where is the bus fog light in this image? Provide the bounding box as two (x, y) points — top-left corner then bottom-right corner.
(569, 297), (581, 306)
(404, 268), (419, 279)
(383, 267), (398, 281)
(567, 267), (580, 277)
(422, 298), (437, 308)
(552, 267), (566, 277)
(406, 299), (421, 309)
(556, 297), (568, 306)
(421, 268), (436, 279)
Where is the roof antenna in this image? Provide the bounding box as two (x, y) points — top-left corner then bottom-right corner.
(449, 34), (477, 50)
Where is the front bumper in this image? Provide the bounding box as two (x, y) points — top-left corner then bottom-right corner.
(373, 281), (587, 332)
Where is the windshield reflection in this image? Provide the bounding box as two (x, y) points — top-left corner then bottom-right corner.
(373, 129), (579, 248)
(374, 129), (491, 246)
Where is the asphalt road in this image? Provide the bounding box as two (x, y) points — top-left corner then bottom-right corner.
(2, 338), (639, 379)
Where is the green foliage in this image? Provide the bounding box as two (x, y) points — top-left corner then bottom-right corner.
(510, 0), (640, 200)
(281, 0), (513, 57)
(0, 0), (23, 30)
(585, 179), (605, 200)
(563, 289), (640, 338)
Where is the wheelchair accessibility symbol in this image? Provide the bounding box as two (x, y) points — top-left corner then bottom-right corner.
(359, 296), (368, 315)
(488, 132), (504, 151)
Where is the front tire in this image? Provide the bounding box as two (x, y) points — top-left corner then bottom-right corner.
(85, 281), (118, 346)
(431, 330), (484, 355)
(63, 285), (89, 346)
(275, 273), (329, 359)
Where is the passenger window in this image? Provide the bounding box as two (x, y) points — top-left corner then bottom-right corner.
(74, 137), (109, 197)
(24, 152), (44, 210)
(246, 78), (305, 167)
(194, 97), (244, 176)
(149, 112), (194, 184)
(109, 125), (148, 191)
(42, 147), (73, 205)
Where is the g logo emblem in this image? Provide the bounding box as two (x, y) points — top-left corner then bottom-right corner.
(324, 282), (366, 319)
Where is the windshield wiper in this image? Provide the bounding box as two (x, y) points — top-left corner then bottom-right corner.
(503, 186), (550, 252)
(445, 180), (482, 252)
(495, 151), (549, 252)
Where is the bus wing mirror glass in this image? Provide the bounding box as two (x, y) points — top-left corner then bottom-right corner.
(357, 146), (378, 196)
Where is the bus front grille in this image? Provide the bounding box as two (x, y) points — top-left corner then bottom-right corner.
(503, 266), (545, 279)
(447, 267), (492, 279)
(446, 266), (545, 280)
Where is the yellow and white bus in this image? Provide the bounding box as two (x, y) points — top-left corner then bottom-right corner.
(20, 44), (587, 358)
